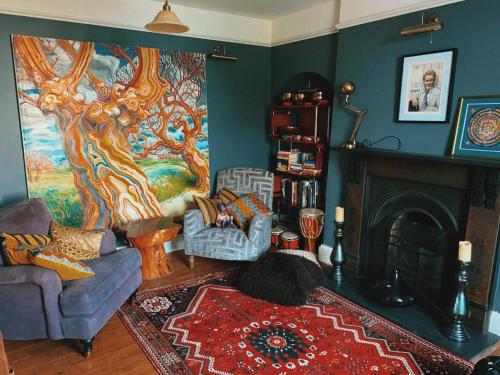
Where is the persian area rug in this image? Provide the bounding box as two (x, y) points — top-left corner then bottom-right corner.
(118, 272), (474, 374)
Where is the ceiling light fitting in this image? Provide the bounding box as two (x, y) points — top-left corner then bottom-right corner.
(145, 1), (189, 34)
(400, 11), (443, 37)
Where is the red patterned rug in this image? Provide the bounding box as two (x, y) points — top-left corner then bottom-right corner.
(118, 271), (474, 374)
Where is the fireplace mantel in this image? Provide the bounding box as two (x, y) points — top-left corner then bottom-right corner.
(340, 147), (500, 331)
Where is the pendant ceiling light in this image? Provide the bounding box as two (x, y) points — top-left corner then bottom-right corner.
(145, 1), (189, 34)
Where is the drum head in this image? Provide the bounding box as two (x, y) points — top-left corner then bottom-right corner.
(280, 231), (299, 240)
(300, 208), (324, 217)
(271, 226), (286, 235)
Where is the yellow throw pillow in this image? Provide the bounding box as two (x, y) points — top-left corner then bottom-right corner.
(0, 232), (50, 265)
(49, 222), (103, 260)
(29, 245), (95, 281)
(217, 187), (239, 206)
(193, 196), (219, 226)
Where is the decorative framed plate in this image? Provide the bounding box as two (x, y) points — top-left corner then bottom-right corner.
(451, 96), (500, 160)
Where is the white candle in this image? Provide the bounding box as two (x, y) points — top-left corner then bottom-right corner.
(335, 207), (344, 223)
(458, 241), (472, 262)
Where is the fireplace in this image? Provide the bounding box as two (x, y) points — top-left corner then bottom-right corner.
(342, 149), (500, 330)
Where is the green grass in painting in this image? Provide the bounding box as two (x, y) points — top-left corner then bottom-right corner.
(28, 168), (83, 227)
(27, 159), (201, 226)
(150, 171), (196, 202)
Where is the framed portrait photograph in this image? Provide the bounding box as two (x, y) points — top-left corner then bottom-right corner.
(397, 49), (457, 123)
(451, 96), (500, 160)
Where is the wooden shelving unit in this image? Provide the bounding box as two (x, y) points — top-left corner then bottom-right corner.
(270, 103), (331, 229)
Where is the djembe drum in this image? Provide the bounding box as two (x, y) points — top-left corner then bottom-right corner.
(299, 208), (324, 253)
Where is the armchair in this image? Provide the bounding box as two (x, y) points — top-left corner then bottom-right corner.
(184, 168), (273, 264)
(0, 198), (142, 356)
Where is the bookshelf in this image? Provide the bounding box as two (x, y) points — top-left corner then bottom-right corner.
(271, 104), (330, 231)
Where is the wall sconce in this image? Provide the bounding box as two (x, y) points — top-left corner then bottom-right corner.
(401, 11), (443, 36)
(340, 81), (367, 150)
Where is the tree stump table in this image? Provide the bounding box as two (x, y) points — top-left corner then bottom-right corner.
(119, 217), (181, 280)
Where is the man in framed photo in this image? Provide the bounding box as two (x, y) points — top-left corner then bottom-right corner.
(408, 70), (441, 112)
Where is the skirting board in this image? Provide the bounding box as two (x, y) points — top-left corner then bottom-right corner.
(489, 310), (500, 336)
(318, 244), (333, 266)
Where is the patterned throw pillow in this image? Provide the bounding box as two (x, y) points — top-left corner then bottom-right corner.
(226, 193), (271, 229)
(217, 187), (239, 206)
(193, 196), (219, 226)
(0, 232), (50, 265)
(29, 244), (95, 281)
(49, 222), (103, 260)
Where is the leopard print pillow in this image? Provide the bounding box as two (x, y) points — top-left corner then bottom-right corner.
(49, 221), (104, 260)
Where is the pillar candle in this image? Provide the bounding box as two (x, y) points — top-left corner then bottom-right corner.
(335, 207), (344, 223)
(458, 241), (472, 262)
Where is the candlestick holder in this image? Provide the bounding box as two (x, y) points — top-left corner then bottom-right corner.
(443, 260), (471, 343)
(330, 220), (345, 282)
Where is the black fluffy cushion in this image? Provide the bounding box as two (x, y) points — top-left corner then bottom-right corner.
(239, 253), (324, 306)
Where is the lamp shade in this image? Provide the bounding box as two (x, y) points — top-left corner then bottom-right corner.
(145, 2), (189, 34)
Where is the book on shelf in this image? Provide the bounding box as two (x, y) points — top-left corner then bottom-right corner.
(279, 179), (320, 209)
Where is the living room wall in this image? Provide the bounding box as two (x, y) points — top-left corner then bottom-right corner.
(0, 13), (271, 205)
(326, 0), (500, 312)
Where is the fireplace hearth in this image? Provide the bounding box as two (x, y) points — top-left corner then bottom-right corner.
(341, 148), (500, 332)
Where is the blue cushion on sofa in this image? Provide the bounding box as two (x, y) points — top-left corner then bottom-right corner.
(59, 248), (141, 317)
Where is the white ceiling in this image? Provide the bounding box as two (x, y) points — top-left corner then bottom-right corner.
(167, 0), (336, 19)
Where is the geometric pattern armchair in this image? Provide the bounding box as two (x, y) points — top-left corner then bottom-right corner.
(184, 168), (273, 264)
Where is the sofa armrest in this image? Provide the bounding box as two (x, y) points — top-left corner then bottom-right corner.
(99, 229), (116, 255)
(248, 214), (272, 251)
(184, 209), (205, 237)
(0, 265), (63, 339)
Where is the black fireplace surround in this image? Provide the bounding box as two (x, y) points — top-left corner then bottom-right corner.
(361, 177), (468, 309)
(342, 148), (500, 331)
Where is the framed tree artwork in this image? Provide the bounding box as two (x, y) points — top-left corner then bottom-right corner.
(397, 49), (457, 123)
(12, 35), (210, 228)
(450, 96), (500, 160)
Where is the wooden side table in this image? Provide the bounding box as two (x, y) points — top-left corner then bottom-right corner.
(119, 217), (181, 280)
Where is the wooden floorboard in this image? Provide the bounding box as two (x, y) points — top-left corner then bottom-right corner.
(4, 251), (499, 374)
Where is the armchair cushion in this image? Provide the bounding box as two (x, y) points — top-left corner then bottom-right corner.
(0, 232), (51, 265)
(193, 196), (219, 226)
(49, 222), (103, 260)
(217, 187), (239, 205)
(59, 248), (141, 317)
(30, 247), (95, 281)
(227, 193), (271, 229)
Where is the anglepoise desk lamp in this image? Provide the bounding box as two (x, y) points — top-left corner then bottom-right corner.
(340, 81), (367, 150)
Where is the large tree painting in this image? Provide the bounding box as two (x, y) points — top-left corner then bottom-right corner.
(12, 35), (209, 229)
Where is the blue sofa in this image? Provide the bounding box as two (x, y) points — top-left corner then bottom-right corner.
(0, 198), (142, 356)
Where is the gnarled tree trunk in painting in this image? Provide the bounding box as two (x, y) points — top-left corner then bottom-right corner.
(13, 36), (168, 228)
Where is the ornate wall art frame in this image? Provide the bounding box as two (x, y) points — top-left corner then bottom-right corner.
(450, 96), (500, 160)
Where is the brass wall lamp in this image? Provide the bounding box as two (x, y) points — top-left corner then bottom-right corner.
(340, 81), (367, 150)
(401, 11), (443, 36)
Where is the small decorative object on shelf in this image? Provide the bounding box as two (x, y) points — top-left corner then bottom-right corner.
(313, 90), (329, 105)
(331, 207), (345, 282)
(299, 208), (324, 253)
(340, 81), (368, 150)
(293, 93), (305, 105)
(443, 241), (472, 343)
(281, 92), (292, 106)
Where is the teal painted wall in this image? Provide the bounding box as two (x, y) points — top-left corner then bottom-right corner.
(0, 13), (271, 205)
(326, 0), (500, 311)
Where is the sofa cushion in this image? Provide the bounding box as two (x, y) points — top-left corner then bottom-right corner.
(59, 248), (141, 317)
(30, 246), (95, 281)
(0, 232), (51, 265)
(50, 222), (103, 260)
